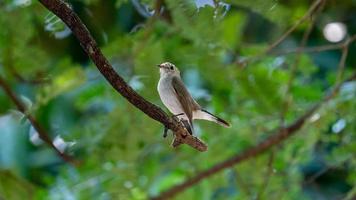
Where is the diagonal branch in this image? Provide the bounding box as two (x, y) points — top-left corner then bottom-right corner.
(38, 0), (207, 152)
(151, 72), (356, 200)
(265, 0), (324, 53)
(279, 1), (325, 124)
(6, 66), (49, 85)
(3, 31), (49, 85)
(236, 0), (328, 68)
(0, 76), (76, 165)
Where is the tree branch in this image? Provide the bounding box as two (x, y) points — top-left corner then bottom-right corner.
(271, 34), (356, 56)
(235, 0), (331, 68)
(237, 35), (356, 67)
(256, 151), (275, 200)
(150, 72), (356, 199)
(38, 0), (207, 152)
(6, 66), (49, 85)
(265, 0), (324, 53)
(153, 0), (172, 23)
(3, 39), (49, 85)
(0, 76), (76, 165)
(280, 1), (324, 124)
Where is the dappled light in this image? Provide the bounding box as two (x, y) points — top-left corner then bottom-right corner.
(323, 22), (347, 43)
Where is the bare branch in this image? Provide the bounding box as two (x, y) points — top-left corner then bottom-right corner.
(38, 0), (207, 151)
(233, 169), (253, 197)
(153, 0), (172, 22)
(256, 151), (275, 200)
(0, 76), (77, 165)
(265, 0), (324, 53)
(7, 68), (49, 85)
(150, 72), (356, 199)
(280, 2), (322, 123)
(235, 0), (341, 69)
(335, 46), (349, 84)
(3, 41), (49, 85)
(237, 35), (355, 67)
(271, 34), (356, 56)
(303, 159), (350, 185)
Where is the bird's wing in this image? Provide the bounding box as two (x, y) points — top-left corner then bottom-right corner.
(171, 76), (200, 124)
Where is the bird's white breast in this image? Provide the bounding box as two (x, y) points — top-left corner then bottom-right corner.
(157, 76), (185, 116)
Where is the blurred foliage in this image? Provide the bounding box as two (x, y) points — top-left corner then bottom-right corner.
(0, 0), (355, 199)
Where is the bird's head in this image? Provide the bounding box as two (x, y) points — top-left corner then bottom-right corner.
(157, 62), (180, 77)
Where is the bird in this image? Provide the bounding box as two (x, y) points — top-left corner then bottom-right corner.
(157, 62), (230, 136)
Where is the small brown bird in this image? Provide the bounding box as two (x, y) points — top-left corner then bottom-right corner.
(157, 62), (230, 135)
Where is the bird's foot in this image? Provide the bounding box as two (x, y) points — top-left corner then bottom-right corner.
(163, 114), (184, 138)
(163, 125), (169, 138)
(173, 113), (184, 118)
(180, 119), (193, 135)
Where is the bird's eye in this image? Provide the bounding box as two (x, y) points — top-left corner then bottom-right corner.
(170, 66), (174, 70)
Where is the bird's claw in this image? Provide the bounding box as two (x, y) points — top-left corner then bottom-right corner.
(173, 113), (184, 118)
(164, 113), (191, 138)
(163, 126), (169, 138)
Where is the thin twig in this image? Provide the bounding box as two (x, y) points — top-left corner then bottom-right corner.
(132, 0), (172, 58)
(4, 41), (49, 85)
(6, 67), (49, 85)
(0, 76), (77, 165)
(150, 72), (356, 199)
(236, 0), (351, 69)
(265, 0), (324, 53)
(38, 0), (207, 151)
(342, 185), (356, 200)
(153, 0), (164, 17)
(304, 167), (330, 185)
(233, 169), (253, 197)
(335, 46), (349, 85)
(274, 34), (356, 57)
(154, 0), (171, 22)
(132, 0), (164, 58)
(303, 159), (349, 185)
(256, 151), (275, 200)
(326, 41), (350, 101)
(270, 39), (354, 55)
(280, 3), (321, 123)
(237, 35), (356, 67)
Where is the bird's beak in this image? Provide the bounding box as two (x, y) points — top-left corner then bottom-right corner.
(157, 64), (162, 68)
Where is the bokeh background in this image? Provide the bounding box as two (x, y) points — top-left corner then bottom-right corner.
(0, 0), (355, 199)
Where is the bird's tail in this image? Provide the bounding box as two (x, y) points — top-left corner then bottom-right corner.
(194, 109), (231, 128)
